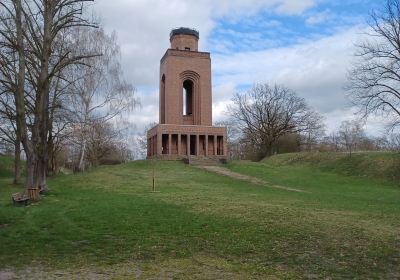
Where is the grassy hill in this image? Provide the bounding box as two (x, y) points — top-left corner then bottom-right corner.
(0, 154), (399, 279)
(263, 151), (400, 182)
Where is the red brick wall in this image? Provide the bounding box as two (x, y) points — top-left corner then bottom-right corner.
(159, 49), (212, 126)
(170, 34), (198, 51)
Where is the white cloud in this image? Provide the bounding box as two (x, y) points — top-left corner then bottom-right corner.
(93, 0), (214, 87)
(210, 0), (317, 17)
(127, 88), (159, 133)
(275, 0), (317, 15)
(208, 25), (392, 136)
(212, 26), (366, 113)
(92, 1), (384, 137)
(306, 10), (335, 25)
(324, 108), (389, 136)
(93, 0), (318, 86)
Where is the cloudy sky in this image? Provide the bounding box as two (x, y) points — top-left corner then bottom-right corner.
(93, 0), (383, 136)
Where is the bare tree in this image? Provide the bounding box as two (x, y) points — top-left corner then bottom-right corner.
(328, 132), (342, 151)
(0, 0), (98, 198)
(0, 2), (23, 184)
(65, 28), (139, 171)
(85, 121), (118, 166)
(0, 94), (22, 183)
(135, 122), (157, 160)
(214, 119), (241, 144)
(387, 133), (400, 151)
(338, 119), (366, 156)
(301, 111), (326, 151)
(214, 119), (245, 159)
(229, 83), (323, 160)
(347, 0), (400, 130)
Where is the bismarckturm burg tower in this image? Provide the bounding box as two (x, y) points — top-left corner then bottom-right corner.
(147, 27), (227, 161)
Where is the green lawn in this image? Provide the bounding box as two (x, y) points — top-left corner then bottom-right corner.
(0, 154), (399, 279)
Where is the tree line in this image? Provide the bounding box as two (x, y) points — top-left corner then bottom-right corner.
(223, 112), (400, 161)
(2, 0), (400, 188)
(220, 0), (400, 161)
(0, 0), (138, 198)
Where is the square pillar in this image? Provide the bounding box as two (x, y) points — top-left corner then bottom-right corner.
(205, 135), (208, 157)
(196, 134), (199, 156)
(187, 134), (191, 156)
(178, 134), (181, 155)
(157, 134), (162, 156)
(168, 134), (172, 155)
(149, 138), (152, 157)
(153, 136), (156, 156)
(214, 135), (217, 156)
(149, 137), (152, 157)
(223, 135), (227, 156)
(152, 138), (154, 157)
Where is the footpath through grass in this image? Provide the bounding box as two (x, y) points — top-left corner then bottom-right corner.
(0, 154), (400, 279)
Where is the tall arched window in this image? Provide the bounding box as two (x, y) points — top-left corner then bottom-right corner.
(183, 80), (193, 115)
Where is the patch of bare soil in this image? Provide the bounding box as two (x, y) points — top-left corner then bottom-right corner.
(197, 166), (307, 193)
(0, 224), (9, 229)
(0, 255), (283, 279)
(0, 271), (16, 280)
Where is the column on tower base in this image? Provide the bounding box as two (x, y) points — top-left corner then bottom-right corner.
(146, 124), (228, 160)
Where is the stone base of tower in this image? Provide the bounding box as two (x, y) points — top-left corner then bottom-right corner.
(147, 124), (228, 160)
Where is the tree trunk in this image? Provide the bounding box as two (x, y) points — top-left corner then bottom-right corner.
(31, 0), (53, 192)
(14, 134), (21, 185)
(13, 0), (34, 191)
(50, 148), (57, 175)
(78, 138), (86, 171)
(38, 157), (48, 192)
(25, 156), (34, 188)
(13, 0), (42, 194)
(47, 132), (54, 175)
(25, 153), (39, 200)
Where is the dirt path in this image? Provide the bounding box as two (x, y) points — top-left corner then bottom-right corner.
(197, 165), (307, 193)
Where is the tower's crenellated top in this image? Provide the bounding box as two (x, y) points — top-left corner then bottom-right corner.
(170, 27), (199, 52)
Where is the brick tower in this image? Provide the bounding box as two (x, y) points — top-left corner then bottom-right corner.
(147, 27), (227, 161)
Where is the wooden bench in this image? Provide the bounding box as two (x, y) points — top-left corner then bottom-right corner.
(12, 193), (29, 206)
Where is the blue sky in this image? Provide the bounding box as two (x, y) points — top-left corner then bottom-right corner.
(208, 1), (378, 54)
(94, 0), (386, 140)
(207, 1), (382, 102)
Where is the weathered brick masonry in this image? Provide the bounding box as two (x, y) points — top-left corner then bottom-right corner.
(147, 27), (227, 160)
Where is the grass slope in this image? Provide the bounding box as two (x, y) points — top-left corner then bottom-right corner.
(0, 154), (399, 279)
(262, 151), (400, 182)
